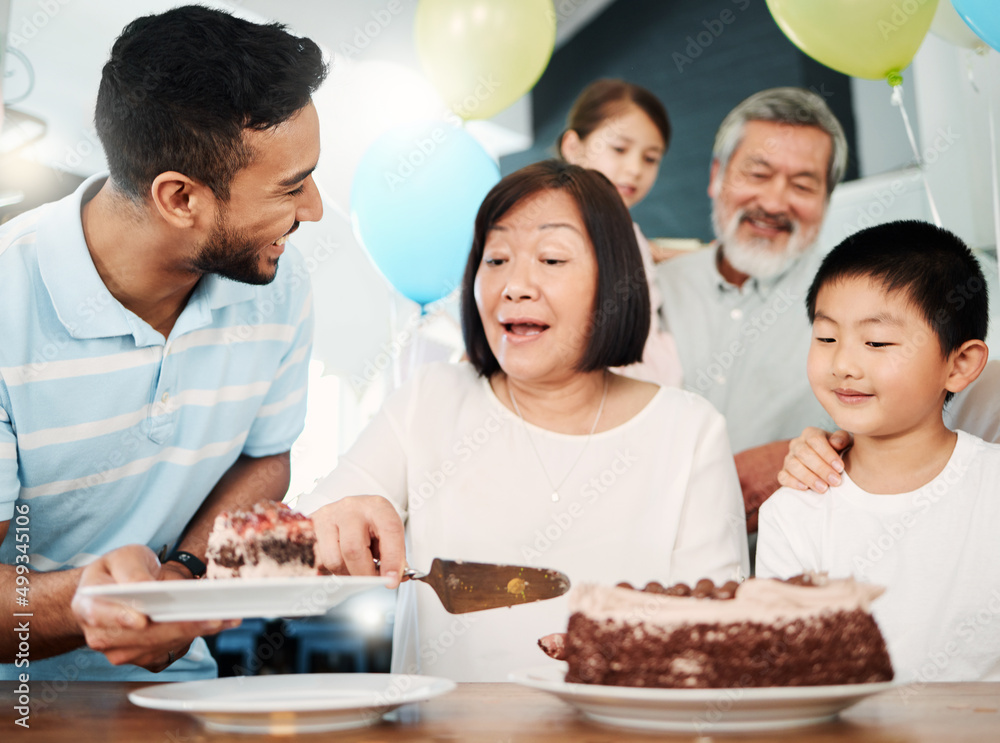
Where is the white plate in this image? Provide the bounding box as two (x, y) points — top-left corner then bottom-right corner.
(77, 575), (390, 621)
(129, 673), (455, 734)
(509, 665), (897, 733)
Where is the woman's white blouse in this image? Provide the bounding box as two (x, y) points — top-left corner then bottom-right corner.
(300, 362), (749, 681)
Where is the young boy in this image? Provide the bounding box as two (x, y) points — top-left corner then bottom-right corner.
(757, 220), (1000, 684)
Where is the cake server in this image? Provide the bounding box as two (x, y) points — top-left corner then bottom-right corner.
(377, 558), (571, 614)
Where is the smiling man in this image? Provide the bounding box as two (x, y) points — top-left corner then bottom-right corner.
(658, 88), (848, 544)
(0, 6), (326, 682)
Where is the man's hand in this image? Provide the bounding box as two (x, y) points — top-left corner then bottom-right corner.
(157, 561), (195, 581)
(311, 496), (406, 589)
(735, 440), (791, 533)
(777, 428), (851, 493)
(71, 545), (238, 672)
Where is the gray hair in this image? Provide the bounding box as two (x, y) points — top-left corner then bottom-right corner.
(712, 87), (848, 196)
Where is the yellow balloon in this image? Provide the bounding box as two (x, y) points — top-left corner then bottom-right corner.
(766, 0), (940, 85)
(415, 0), (556, 120)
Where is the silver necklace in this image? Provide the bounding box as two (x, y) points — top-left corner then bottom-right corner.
(508, 373), (609, 503)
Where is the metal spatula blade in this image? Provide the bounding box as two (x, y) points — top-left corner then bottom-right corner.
(400, 558), (571, 614)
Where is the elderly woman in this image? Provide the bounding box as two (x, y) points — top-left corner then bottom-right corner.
(300, 160), (748, 681)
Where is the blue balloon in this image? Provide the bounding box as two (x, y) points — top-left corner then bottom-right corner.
(351, 121), (501, 307)
(952, 0), (1000, 51)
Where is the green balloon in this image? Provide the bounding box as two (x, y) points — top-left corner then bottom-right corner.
(767, 0), (940, 85)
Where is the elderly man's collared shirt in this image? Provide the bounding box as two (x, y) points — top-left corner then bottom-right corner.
(657, 244), (833, 453)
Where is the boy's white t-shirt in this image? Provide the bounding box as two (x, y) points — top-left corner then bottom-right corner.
(757, 430), (1000, 683)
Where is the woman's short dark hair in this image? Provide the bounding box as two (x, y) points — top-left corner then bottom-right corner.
(95, 5), (328, 203)
(461, 160), (651, 377)
(557, 79), (672, 156)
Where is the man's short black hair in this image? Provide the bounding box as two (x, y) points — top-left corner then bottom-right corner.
(95, 5), (327, 203)
(807, 219), (989, 376)
(461, 160), (650, 377)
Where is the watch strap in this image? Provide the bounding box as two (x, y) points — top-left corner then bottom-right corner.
(164, 549), (207, 579)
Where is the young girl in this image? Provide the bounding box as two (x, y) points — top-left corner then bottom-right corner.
(558, 79), (683, 387)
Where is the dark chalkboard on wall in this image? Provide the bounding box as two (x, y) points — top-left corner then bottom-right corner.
(500, 0), (858, 242)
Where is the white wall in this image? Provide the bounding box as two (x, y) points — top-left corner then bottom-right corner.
(913, 33), (1000, 252)
(843, 32), (1000, 253)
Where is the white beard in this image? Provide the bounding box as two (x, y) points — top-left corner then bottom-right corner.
(711, 201), (818, 280)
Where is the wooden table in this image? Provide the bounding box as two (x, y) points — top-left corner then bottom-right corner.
(4, 680), (1000, 741)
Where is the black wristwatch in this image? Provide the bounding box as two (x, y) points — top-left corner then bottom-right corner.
(164, 549), (207, 579)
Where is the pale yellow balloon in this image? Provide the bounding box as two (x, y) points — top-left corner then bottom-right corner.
(930, 0), (988, 51)
(767, 0), (940, 84)
(415, 0), (557, 120)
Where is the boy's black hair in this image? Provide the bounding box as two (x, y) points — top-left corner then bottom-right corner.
(95, 5), (328, 203)
(806, 220), (988, 402)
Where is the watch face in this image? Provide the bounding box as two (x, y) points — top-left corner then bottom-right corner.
(168, 551), (207, 578)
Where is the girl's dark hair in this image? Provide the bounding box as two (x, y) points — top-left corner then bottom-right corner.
(461, 160), (651, 378)
(557, 79), (671, 155)
(95, 5), (328, 203)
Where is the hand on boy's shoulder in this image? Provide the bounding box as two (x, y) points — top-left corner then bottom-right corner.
(777, 428), (851, 494)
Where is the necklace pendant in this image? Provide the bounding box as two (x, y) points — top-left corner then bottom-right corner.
(551, 491), (560, 502)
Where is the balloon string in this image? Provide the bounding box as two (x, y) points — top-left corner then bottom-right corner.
(891, 84), (942, 227)
(966, 52), (980, 95)
(408, 308), (425, 382)
(388, 289), (402, 391)
(964, 55), (997, 280)
(989, 93), (1000, 267)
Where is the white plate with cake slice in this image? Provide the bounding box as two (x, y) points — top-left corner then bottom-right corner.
(77, 575), (391, 621)
(129, 673), (455, 734)
(510, 665), (898, 733)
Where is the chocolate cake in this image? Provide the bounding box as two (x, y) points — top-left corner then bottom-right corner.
(563, 575), (893, 688)
(205, 501), (317, 579)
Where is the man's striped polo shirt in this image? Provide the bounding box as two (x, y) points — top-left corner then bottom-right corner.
(0, 174), (313, 681)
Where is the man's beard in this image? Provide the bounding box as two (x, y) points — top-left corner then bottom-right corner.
(188, 212), (281, 286)
(711, 201), (818, 280)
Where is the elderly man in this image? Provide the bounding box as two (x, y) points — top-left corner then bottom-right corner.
(0, 6), (326, 681)
(659, 88), (847, 535)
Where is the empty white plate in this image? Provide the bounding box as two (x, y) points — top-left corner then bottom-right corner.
(129, 673), (455, 734)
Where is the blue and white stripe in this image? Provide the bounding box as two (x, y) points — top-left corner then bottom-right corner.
(0, 175), (313, 579)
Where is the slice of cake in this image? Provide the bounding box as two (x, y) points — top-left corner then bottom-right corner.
(563, 575), (893, 688)
(205, 501), (317, 579)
